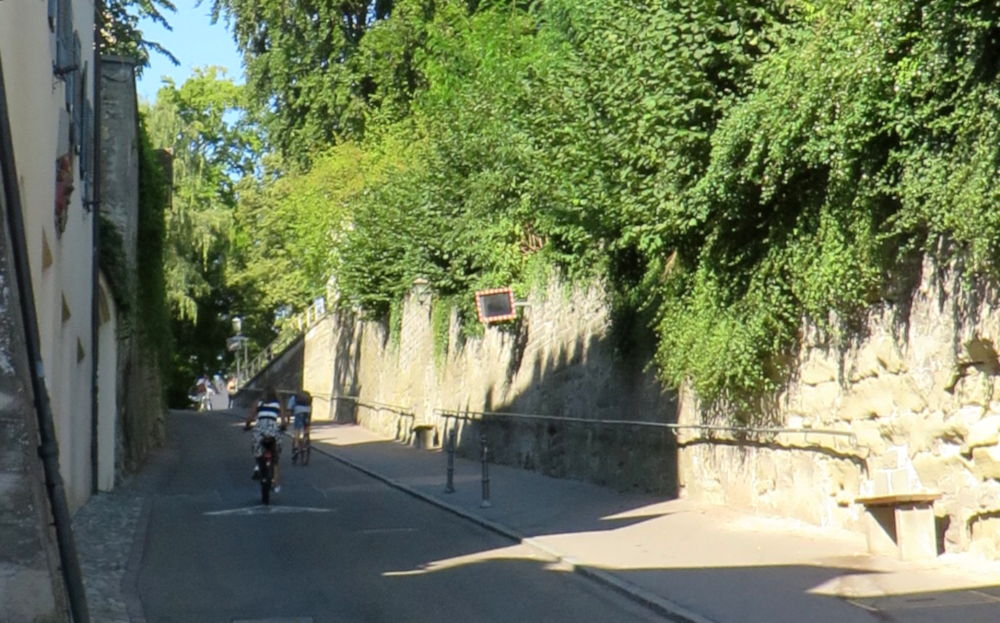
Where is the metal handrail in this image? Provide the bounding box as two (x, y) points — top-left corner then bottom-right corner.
(241, 298), (329, 384)
(339, 395), (415, 416)
(239, 379), (862, 453)
(434, 407), (860, 448)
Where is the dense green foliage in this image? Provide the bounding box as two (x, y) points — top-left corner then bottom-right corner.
(227, 142), (376, 320)
(136, 122), (174, 380)
(98, 122), (175, 400)
(210, 0), (418, 162)
(159, 0), (1000, 419)
(100, 0), (179, 70)
(144, 69), (256, 321)
(142, 69), (263, 400)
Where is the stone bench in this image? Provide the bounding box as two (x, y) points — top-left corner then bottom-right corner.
(856, 492), (941, 561)
(412, 424), (435, 449)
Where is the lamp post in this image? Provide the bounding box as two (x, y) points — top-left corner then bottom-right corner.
(228, 316), (246, 387)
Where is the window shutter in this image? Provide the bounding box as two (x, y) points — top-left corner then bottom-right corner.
(48, 0), (58, 31)
(72, 59), (85, 155)
(54, 0), (76, 77)
(81, 99), (94, 203)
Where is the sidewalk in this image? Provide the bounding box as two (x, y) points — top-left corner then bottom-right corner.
(309, 422), (1000, 623)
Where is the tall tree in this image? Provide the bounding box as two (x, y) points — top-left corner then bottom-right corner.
(100, 0), (180, 71)
(227, 143), (374, 321)
(143, 68), (260, 394)
(210, 0), (446, 163)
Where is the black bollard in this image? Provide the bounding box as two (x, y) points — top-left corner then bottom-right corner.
(480, 433), (491, 508)
(445, 428), (456, 494)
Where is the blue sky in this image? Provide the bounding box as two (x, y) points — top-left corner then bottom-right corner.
(136, 0), (244, 103)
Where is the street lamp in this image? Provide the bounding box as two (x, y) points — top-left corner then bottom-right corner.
(228, 316), (247, 387)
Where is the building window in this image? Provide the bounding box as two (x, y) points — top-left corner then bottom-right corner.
(42, 231), (54, 270)
(48, 0), (58, 32)
(53, 0), (78, 78)
(55, 153), (73, 236)
(98, 285), (111, 325)
(61, 293), (71, 323)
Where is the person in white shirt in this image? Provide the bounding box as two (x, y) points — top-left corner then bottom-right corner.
(245, 387), (287, 491)
(286, 390), (313, 463)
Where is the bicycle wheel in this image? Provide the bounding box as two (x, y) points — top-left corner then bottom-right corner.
(259, 458), (271, 505)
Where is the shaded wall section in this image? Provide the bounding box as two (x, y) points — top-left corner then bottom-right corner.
(253, 280), (678, 494)
(235, 338), (305, 411)
(100, 56), (165, 477)
(0, 142), (69, 621)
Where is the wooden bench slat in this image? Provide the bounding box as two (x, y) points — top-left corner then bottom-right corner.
(855, 493), (940, 506)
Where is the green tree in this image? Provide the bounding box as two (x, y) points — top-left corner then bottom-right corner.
(228, 143), (378, 321)
(206, 0), (1000, 421)
(210, 0), (412, 161)
(333, 5), (552, 321)
(100, 0), (179, 71)
(143, 68), (260, 397)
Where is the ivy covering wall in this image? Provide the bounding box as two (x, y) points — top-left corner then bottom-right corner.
(184, 0), (1000, 418)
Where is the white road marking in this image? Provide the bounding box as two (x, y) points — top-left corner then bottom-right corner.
(204, 505), (332, 517)
(357, 527), (418, 534)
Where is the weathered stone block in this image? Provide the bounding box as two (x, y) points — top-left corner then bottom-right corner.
(971, 446), (1000, 481)
(952, 370), (995, 407)
(849, 336), (905, 382)
(912, 451), (969, 492)
(837, 376), (927, 421)
(800, 355), (838, 386)
(793, 381), (842, 419)
(965, 415), (1000, 450)
(970, 516), (1000, 559)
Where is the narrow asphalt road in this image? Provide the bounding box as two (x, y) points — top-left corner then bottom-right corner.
(131, 410), (670, 622)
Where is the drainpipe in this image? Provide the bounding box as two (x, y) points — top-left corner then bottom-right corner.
(90, 1), (103, 495)
(0, 56), (91, 623)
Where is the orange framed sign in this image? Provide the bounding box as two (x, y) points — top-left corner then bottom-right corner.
(475, 287), (517, 324)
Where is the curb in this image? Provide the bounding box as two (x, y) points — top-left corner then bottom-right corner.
(121, 497), (151, 623)
(310, 437), (717, 623)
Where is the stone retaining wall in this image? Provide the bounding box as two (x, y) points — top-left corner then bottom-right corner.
(678, 254), (1000, 558)
(299, 280), (678, 494)
(249, 254), (1000, 556)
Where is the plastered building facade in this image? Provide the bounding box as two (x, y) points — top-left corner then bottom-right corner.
(0, 0), (119, 512)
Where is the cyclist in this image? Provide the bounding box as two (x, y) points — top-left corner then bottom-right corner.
(194, 374), (213, 411)
(286, 389), (313, 463)
(244, 387), (286, 491)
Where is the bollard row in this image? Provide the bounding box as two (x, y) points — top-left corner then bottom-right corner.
(442, 427), (492, 508)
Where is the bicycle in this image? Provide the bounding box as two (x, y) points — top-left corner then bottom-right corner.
(292, 428), (310, 466)
(256, 437), (277, 504)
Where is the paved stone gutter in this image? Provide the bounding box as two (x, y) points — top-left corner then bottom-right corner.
(72, 490), (144, 623)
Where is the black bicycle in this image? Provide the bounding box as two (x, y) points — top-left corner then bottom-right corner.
(292, 429), (311, 466)
(257, 437), (277, 504)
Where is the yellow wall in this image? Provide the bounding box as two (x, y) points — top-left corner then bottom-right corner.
(0, 0), (100, 511)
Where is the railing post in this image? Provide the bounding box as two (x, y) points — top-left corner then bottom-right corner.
(445, 427), (456, 493)
(480, 433), (491, 508)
